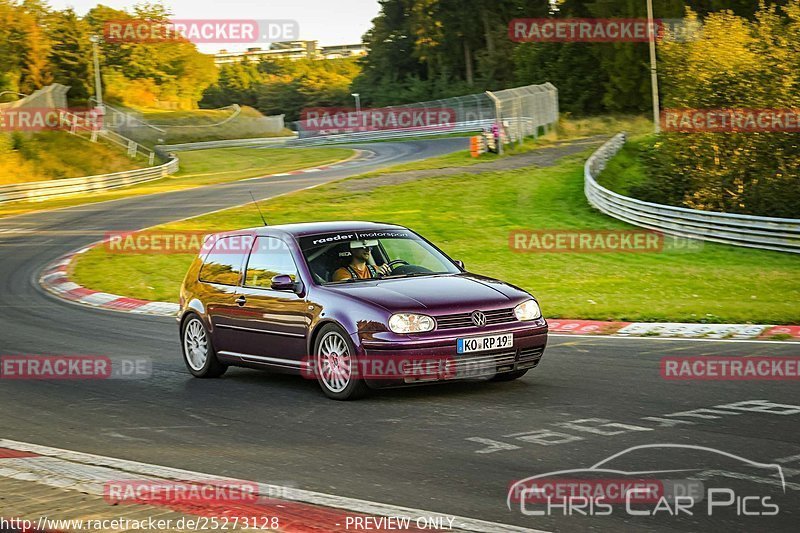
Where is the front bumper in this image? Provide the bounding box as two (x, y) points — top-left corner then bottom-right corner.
(358, 320), (548, 388)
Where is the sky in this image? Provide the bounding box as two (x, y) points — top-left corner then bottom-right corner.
(48, 0), (382, 53)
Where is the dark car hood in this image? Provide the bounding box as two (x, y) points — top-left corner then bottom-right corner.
(324, 273), (531, 313)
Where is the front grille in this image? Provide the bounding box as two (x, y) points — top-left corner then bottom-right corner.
(455, 348), (517, 369)
(518, 346), (544, 362)
(518, 346), (545, 369)
(434, 308), (516, 330)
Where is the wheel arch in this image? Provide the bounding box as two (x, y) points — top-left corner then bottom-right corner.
(307, 318), (358, 355)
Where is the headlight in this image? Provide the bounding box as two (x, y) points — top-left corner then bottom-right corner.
(388, 313), (435, 333)
(514, 300), (541, 321)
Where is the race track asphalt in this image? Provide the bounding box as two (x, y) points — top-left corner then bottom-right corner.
(0, 137), (798, 532)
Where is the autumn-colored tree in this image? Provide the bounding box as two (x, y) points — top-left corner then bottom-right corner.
(632, 3), (800, 217)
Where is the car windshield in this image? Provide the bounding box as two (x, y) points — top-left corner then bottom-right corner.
(298, 229), (460, 284)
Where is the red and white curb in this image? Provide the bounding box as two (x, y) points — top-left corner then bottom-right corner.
(38, 257), (800, 342)
(39, 247), (180, 316)
(540, 320), (799, 340)
(0, 439), (545, 533)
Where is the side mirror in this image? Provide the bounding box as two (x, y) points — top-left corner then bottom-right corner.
(270, 274), (296, 291)
(454, 260), (465, 270)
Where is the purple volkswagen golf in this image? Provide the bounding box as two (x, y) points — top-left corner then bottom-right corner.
(179, 221), (547, 400)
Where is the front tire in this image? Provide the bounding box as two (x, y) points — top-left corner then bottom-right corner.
(181, 315), (227, 378)
(313, 324), (368, 400)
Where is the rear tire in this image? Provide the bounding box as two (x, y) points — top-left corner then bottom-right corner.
(491, 369), (528, 382)
(181, 315), (227, 378)
(313, 324), (368, 400)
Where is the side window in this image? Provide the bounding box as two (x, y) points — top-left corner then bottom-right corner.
(199, 237), (245, 285)
(245, 237), (298, 289)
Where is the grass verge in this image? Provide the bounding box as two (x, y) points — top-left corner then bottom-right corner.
(0, 131), (146, 185)
(72, 144), (799, 324)
(596, 135), (654, 195)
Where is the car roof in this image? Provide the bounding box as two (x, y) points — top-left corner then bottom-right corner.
(219, 221), (410, 238)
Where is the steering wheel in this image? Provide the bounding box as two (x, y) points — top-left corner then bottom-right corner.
(384, 259), (409, 270)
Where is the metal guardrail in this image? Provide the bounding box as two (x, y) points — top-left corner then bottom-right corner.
(0, 157), (179, 204)
(584, 133), (800, 254)
(158, 134), (298, 152)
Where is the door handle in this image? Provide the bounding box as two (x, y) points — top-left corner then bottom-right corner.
(235, 296), (247, 306)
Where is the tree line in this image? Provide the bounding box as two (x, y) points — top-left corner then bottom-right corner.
(0, 0), (216, 108)
(353, 0), (790, 113)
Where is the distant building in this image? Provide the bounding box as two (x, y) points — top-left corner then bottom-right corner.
(213, 40), (366, 66)
(320, 43), (367, 59)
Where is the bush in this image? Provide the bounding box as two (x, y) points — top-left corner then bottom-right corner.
(643, 5), (800, 218)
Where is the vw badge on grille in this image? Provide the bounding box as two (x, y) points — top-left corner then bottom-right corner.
(471, 311), (486, 327)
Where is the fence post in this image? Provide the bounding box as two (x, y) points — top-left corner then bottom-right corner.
(485, 90), (503, 155)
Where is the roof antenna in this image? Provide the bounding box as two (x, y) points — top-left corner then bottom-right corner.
(249, 191), (268, 226)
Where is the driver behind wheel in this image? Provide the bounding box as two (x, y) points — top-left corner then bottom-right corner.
(332, 239), (392, 281)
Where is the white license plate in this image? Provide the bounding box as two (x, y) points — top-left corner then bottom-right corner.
(457, 333), (513, 354)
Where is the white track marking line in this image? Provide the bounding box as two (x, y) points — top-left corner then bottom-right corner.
(548, 333), (799, 345)
(0, 439), (548, 533)
(0, 150), (368, 222)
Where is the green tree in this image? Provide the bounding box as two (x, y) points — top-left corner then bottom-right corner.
(48, 8), (91, 101)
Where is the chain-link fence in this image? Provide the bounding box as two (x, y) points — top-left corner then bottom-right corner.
(488, 82), (559, 147)
(289, 82), (558, 145)
(91, 99), (288, 147)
